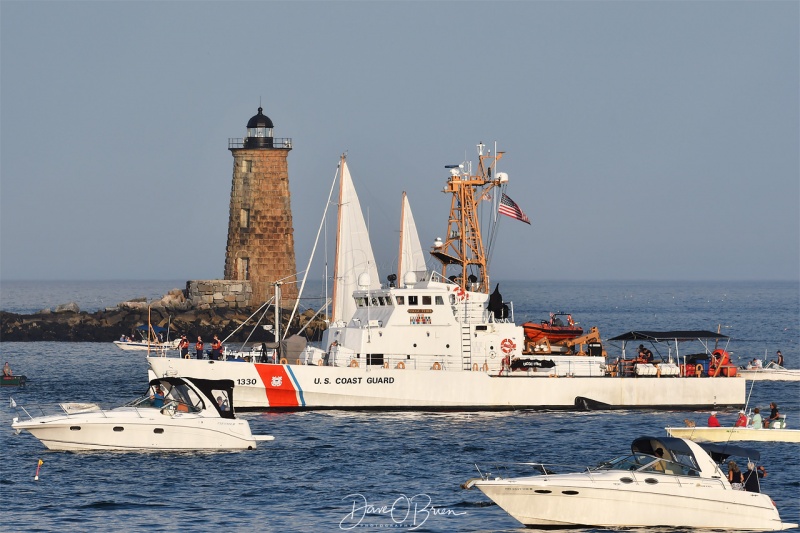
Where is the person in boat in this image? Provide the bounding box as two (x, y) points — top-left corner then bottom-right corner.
(152, 385), (165, 408)
(750, 358), (763, 369)
(195, 336), (204, 359)
(773, 350), (784, 367)
(179, 335), (190, 359)
(764, 402), (780, 428)
(636, 345), (654, 364)
(324, 340), (338, 366)
(743, 462), (767, 493)
(728, 461), (744, 490)
(734, 410), (748, 427)
(3, 362), (12, 377)
(211, 335), (223, 360)
(652, 448), (666, 472)
(707, 411), (721, 427)
(216, 395), (228, 411)
(749, 407), (763, 429)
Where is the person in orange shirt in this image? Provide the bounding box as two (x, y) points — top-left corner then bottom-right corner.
(195, 336), (204, 359)
(178, 335), (190, 359)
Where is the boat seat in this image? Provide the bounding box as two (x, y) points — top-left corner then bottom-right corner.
(768, 415), (787, 429)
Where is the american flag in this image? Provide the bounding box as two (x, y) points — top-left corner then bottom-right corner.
(498, 193), (531, 225)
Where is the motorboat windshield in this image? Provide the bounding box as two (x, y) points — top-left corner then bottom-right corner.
(594, 453), (700, 476)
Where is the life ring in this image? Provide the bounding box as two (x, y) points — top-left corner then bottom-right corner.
(396, 361), (405, 369)
(500, 338), (516, 355)
(451, 285), (467, 301)
(349, 359), (359, 368)
(696, 364), (703, 377)
(432, 362), (442, 370)
(279, 358), (288, 365)
(472, 363), (479, 371)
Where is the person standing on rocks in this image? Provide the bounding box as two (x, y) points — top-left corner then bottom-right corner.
(195, 336), (204, 359)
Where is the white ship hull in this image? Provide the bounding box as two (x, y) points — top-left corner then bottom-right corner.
(475, 476), (792, 530)
(666, 426), (800, 443)
(147, 358), (745, 410)
(14, 412), (259, 451)
(737, 369), (800, 381)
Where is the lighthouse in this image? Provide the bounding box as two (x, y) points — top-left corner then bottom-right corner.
(224, 106), (298, 306)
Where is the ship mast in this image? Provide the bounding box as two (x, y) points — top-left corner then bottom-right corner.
(431, 142), (504, 294)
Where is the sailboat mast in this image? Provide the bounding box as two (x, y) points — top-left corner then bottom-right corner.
(397, 191), (408, 285)
(431, 143), (504, 294)
(330, 154), (346, 323)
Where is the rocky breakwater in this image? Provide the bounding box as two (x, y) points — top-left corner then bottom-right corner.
(1, 289), (327, 343)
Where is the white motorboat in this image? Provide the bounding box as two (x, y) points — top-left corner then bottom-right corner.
(113, 324), (177, 353)
(11, 377), (273, 451)
(737, 362), (800, 382)
(464, 436), (797, 531)
(148, 145), (744, 411)
(666, 421), (800, 443)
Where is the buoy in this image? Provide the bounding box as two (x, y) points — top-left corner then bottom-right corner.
(34, 459), (43, 481)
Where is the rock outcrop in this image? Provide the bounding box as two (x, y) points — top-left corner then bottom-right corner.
(1, 297), (327, 343)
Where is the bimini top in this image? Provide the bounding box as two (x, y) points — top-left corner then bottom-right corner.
(632, 436), (760, 462)
(136, 324), (168, 334)
(610, 331), (729, 342)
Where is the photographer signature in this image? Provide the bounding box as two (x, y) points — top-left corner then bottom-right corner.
(340, 492), (466, 530)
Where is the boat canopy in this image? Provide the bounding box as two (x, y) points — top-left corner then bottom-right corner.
(137, 324), (168, 334)
(632, 436), (760, 463)
(150, 377), (236, 419)
(610, 331), (728, 342)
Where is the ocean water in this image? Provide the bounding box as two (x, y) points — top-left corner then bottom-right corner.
(1, 280), (798, 532)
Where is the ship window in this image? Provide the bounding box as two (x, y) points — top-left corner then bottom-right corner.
(70, 426), (81, 431)
(435, 296), (444, 305)
(620, 477), (634, 484)
(409, 296), (418, 305)
(356, 297), (366, 307)
(113, 427), (124, 432)
(154, 428), (164, 434)
(534, 489), (551, 494)
(371, 297), (379, 306)
(644, 478), (659, 485)
(395, 296), (405, 305)
(377, 297), (386, 306)
(422, 296), (432, 305)
(561, 490), (579, 495)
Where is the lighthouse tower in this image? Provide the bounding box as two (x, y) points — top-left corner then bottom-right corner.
(224, 106), (298, 306)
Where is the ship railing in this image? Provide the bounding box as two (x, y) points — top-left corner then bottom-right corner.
(228, 137), (293, 149)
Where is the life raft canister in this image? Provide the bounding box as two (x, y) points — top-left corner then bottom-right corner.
(500, 338), (516, 354)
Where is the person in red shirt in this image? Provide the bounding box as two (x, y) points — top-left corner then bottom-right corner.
(734, 411), (748, 427)
(708, 411), (721, 427)
(178, 335), (190, 359)
(195, 336), (204, 359)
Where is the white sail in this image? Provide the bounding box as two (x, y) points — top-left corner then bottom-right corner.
(397, 192), (427, 287)
(331, 158), (380, 324)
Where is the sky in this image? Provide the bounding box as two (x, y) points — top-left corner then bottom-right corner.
(1, 1), (798, 283)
